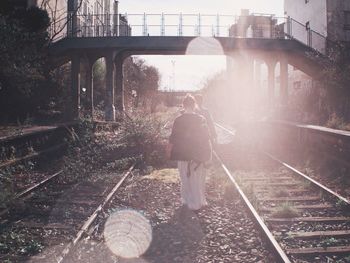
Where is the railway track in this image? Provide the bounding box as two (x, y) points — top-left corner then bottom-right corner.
(0, 123), (78, 220)
(0, 123), (75, 170)
(0, 170), (64, 217)
(215, 123), (350, 263)
(0, 163), (136, 262)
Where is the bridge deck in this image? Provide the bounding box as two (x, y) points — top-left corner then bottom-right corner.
(49, 36), (325, 78)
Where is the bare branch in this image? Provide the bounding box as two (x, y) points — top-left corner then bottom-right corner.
(48, 0), (83, 43)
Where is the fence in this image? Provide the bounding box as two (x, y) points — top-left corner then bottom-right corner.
(51, 13), (327, 54)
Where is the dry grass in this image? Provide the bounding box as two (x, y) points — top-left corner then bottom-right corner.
(271, 202), (300, 218)
(142, 169), (179, 183)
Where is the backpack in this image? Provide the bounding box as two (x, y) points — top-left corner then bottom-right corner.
(169, 113), (212, 163)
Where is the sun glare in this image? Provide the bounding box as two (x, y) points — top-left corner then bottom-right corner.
(186, 37), (224, 56)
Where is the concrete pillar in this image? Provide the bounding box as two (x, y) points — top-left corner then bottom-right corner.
(105, 55), (115, 121)
(115, 53), (125, 111)
(85, 59), (94, 117)
(226, 55), (234, 81)
(280, 57), (288, 105)
(71, 55), (81, 120)
(246, 57), (254, 90)
(267, 60), (276, 104)
(254, 60), (262, 90)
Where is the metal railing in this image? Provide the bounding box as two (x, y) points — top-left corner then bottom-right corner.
(284, 17), (327, 53)
(50, 12), (327, 54)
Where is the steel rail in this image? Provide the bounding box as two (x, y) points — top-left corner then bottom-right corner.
(262, 151), (350, 205)
(214, 123), (235, 136)
(57, 163), (136, 263)
(215, 123), (350, 205)
(213, 151), (291, 263)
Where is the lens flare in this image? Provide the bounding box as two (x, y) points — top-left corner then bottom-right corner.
(186, 37), (224, 55)
(104, 209), (152, 259)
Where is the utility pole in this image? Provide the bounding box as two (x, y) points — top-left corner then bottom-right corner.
(171, 60), (176, 90)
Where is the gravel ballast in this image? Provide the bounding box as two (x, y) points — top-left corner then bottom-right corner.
(64, 166), (277, 263)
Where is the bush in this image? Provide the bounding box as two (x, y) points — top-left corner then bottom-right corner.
(119, 111), (169, 167)
(326, 113), (350, 130)
(62, 112), (169, 182)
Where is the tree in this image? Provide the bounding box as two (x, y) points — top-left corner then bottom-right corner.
(321, 41), (350, 121)
(123, 57), (160, 112)
(0, 2), (52, 122)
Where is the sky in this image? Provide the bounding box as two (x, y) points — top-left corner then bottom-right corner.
(118, 0), (284, 90)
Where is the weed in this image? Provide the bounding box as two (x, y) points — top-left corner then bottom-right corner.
(19, 240), (43, 255)
(326, 113), (349, 130)
(336, 199), (350, 211)
(271, 202), (300, 218)
(240, 182), (260, 208)
(273, 189), (290, 197)
(343, 256), (350, 262)
(0, 231), (43, 256)
(0, 242), (10, 253)
(319, 237), (338, 248)
(304, 167), (315, 177)
(299, 180), (312, 190)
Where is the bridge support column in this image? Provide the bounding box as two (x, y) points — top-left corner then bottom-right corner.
(246, 57), (254, 90)
(114, 53), (125, 112)
(267, 60), (277, 104)
(280, 57), (288, 106)
(105, 54), (115, 121)
(85, 58), (94, 118)
(70, 55), (80, 120)
(254, 60), (262, 90)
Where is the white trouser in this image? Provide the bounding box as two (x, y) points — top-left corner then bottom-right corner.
(178, 161), (207, 210)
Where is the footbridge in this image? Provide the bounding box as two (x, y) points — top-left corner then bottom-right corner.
(49, 11), (328, 121)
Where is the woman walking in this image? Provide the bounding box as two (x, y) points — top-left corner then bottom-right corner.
(168, 94), (212, 211)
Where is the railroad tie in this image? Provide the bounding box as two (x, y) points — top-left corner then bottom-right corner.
(286, 246), (350, 256)
(267, 216), (350, 223)
(288, 230), (350, 239)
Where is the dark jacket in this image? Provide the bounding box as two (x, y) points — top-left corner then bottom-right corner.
(169, 112), (211, 162)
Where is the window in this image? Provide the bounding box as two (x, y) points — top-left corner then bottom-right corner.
(344, 11), (350, 30)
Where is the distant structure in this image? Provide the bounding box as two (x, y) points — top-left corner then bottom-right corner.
(119, 14), (132, 36)
(226, 10), (285, 109)
(228, 9), (283, 39)
(284, 0), (350, 107)
(29, 0), (130, 39)
(285, 0), (350, 44)
(158, 90), (197, 107)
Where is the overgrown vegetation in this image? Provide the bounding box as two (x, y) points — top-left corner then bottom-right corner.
(0, 230), (43, 256)
(319, 237), (339, 248)
(61, 111), (169, 183)
(0, 162), (35, 209)
(0, 1), (53, 123)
